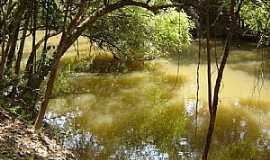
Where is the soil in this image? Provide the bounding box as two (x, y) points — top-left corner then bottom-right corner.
(0, 107), (75, 160)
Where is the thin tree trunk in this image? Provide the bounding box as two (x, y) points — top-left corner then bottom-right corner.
(0, 42), (6, 79)
(202, 0), (236, 159)
(34, 0), (71, 129)
(0, 3), (8, 79)
(25, 0), (38, 75)
(33, 0), (187, 129)
(34, 58), (60, 130)
(195, 19), (202, 136)
(0, 38), (11, 78)
(202, 111), (217, 160)
(6, 23), (21, 69)
(15, 17), (30, 75)
(34, 36), (70, 129)
(22, 32), (61, 92)
(3, 0), (27, 71)
(8, 16), (30, 99)
(206, 0), (212, 115)
(202, 0), (213, 159)
(42, 0), (49, 53)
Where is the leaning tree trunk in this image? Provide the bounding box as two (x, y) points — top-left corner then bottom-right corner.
(34, 34), (73, 129)
(34, 57), (61, 129)
(33, 0), (188, 130)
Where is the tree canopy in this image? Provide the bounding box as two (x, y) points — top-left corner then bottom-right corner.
(0, 0), (269, 160)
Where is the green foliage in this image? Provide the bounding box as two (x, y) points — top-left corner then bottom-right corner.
(149, 9), (193, 55)
(99, 102), (187, 156)
(0, 73), (39, 120)
(53, 70), (72, 97)
(87, 7), (152, 58)
(241, 1), (270, 33)
(86, 8), (193, 58)
(142, 104), (186, 151)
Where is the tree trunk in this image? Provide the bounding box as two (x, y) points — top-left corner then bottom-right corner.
(2, 0), (27, 72)
(0, 4), (7, 79)
(25, 0), (38, 75)
(206, 0), (212, 114)
(202, 111), (217, 160)
(6, 23), (21, 69)
(202, 0), (213, 158)
(34, 36), (70, 129)
(33, 0), (187, 129)
(15, 17), (30, 75)
(34, 59), (60, 130)
(0, 38), (11, 78)
(201, 0), (236, 159)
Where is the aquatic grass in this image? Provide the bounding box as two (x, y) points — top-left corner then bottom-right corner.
(209, 141), (266, 160)
(53, 60), (187, 97)
(215, 105), (260, 142)
(48, 97), (75, 115)
(230, 63), (259, 75)
(51, 65), (188, 157)
(239, 98), (270, 112)
(145, 60), (186, 88)
(194, 103), (261, 147)
(144, 60), (164, 72)
(114, 72), (148, 88)
(21, 31), (98, 62)
(60, 46), (110, 67)
(85, 102), (187, 158)
(142, 103), (186, 150)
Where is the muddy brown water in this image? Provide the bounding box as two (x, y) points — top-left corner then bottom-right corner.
(47, 57), (270, 160)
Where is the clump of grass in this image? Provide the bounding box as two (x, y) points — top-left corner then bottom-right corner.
(144, 60), (163, 72)
(88, 102), (187, 157)
(52, 70), (73, 97)
(145, 60), (186, 87)
(195, 103), (260, 146)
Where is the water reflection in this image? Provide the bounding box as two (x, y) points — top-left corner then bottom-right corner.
(48, 58), (270, 159)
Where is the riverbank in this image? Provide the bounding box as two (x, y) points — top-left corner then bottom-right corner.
(0, 107), (75, 160)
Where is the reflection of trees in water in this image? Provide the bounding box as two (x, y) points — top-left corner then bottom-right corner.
(187, 101), (270, 159)
(47, 60), (270, 159)
(46, 98), (270, 160)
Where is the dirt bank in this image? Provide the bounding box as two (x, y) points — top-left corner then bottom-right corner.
(0, 107), (75, 160)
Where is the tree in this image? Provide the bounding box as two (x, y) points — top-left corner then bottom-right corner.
(33, 0), (188, 129)
(240, 0), (270, 46)
(84, 7), (192, 60)
(202, 0), (244, 159)
(1, 1), (265, 159)
(0, 0), (193, 125)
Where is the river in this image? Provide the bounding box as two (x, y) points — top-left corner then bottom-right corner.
(46, 48), (270, 159)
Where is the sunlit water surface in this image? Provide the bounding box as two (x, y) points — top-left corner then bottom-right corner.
(47, 57), (270, 160)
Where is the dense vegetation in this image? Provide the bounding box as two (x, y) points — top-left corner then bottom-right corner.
(0, 0), (269, 159)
